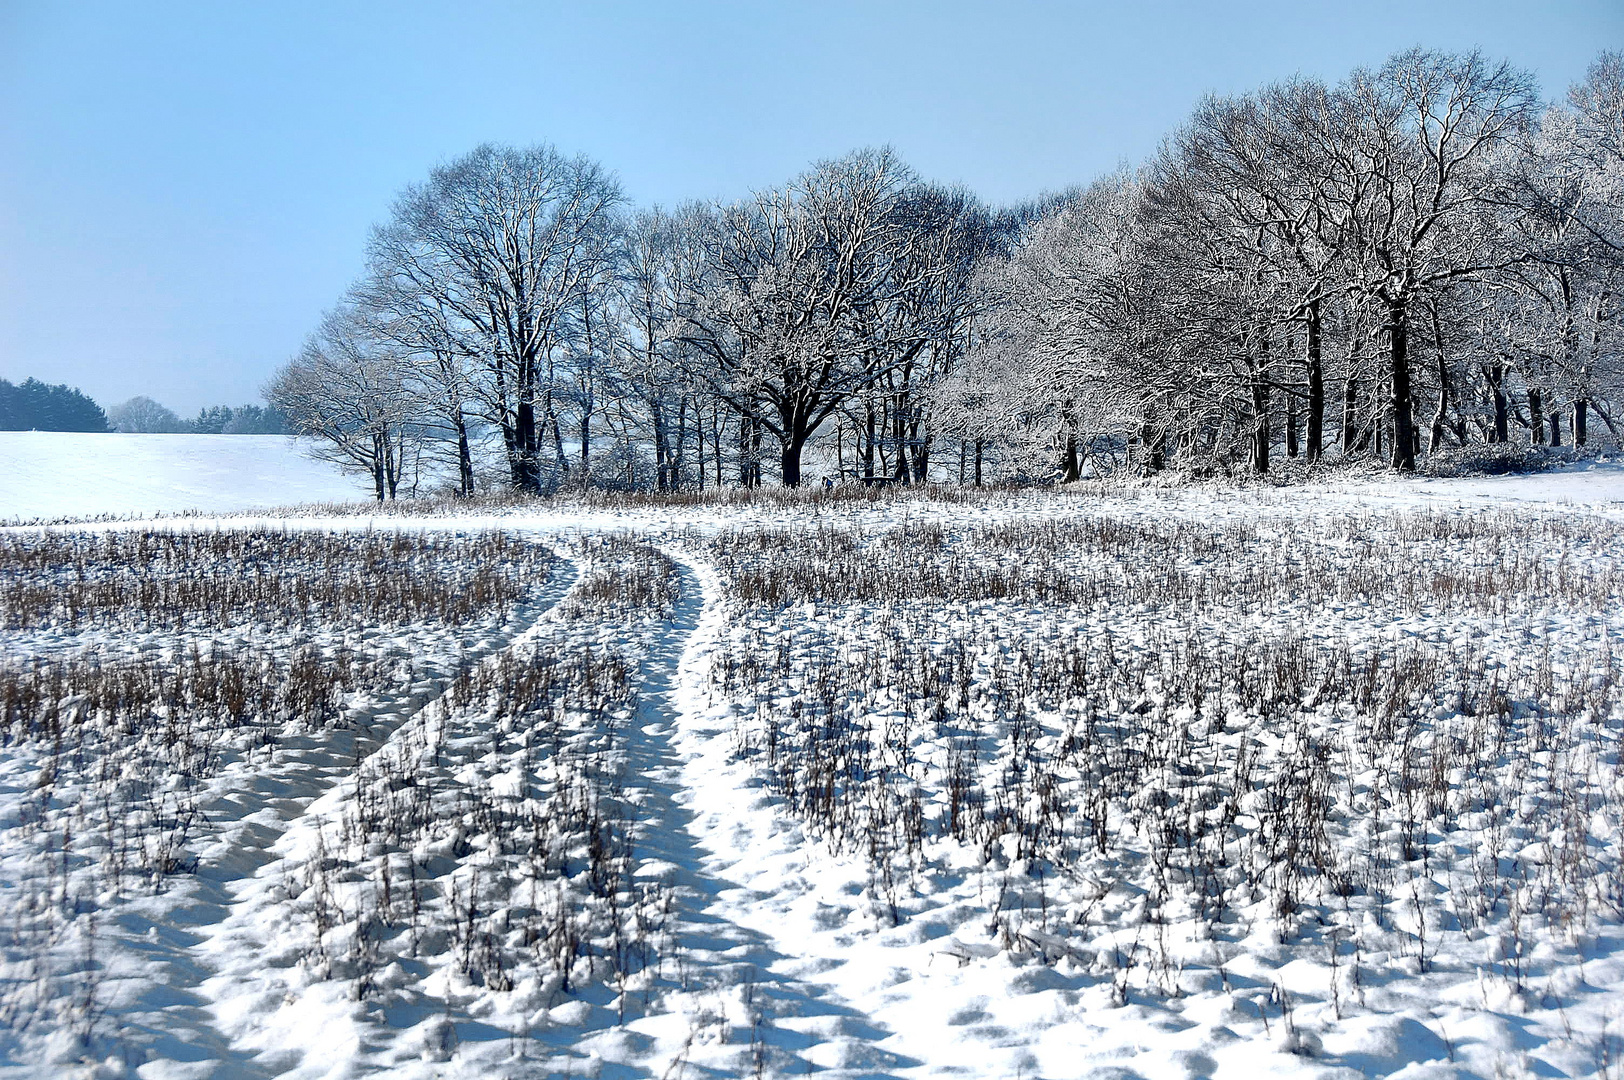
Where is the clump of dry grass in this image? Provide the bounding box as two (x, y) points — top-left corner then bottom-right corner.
(0, 528), (555, 630)
(707, 505), (1624, 1003)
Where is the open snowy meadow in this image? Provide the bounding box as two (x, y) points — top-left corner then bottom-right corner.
(0, 434), (372, 524)
(1, 463), (1623, 1079)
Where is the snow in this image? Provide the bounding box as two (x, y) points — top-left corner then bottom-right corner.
(0, 467), (1621, 1078)
(0, 433), (372, 522)
(1335, 458), (1624, 507)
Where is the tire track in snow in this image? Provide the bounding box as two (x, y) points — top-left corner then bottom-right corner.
(603, 550), (916, 1079)
(89, 538), (911, 1077)
(97, 550), (580, 1078)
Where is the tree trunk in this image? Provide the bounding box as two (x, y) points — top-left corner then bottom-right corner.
(1061, 433), (1081, 482)
(1428, 306), (1449, 454)
(579, 303), (596, 475)
(694, 400), (705, 491)
(651, 403), (670, 491)
(713, 405), (724, 488)
(1285, 405), (1299, 459)
(863, 400), (877, 484)
(1305, 298), (1324, 463)
(548, 413), (566, 486)
(908, 416), (929, 483)
(1342, 368), (1360, 457)
(1575, 399), (1588, 446)
(892, 399), (909, 483)
(672, 397), (687, 490)
(752, 417), (763, 487)
(513, 396), (541, 493)
(1527, 387), (1544, 448)
(371, 434), (386, 502)
(1251, 378), (1270, 475)
(1429, 360), (1448, 454)
(385, 433), (400, 499)
(1387, 299), (1416, 471)
(1485, 363), (1509, 443)
(1549, 409), (1561, 447)
(780, 432), (807, 487)
(454, 411), (474, 497)
(1140, 417), (1164, 473)
(738, 416), (761, 488)
(775, 401), (815, 488)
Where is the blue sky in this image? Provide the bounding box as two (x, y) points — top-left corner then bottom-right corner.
(1, 0), (1619, 414)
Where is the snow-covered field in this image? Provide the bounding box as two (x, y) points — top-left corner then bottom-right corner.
(1, 466), (1622, 1079)
(0, 433), (371, 522)
(1345, 458), (1624, 507)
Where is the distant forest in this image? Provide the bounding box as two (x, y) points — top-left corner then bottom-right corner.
(107, 397), (288, 435)
(0, 379), (286, 434)
(0, 379), (108, 432)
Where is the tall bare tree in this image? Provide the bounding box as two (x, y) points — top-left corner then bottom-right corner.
(676, 148), (987, 486)
(366, 143), (622, 493)
(1335, 49), (1540, 470)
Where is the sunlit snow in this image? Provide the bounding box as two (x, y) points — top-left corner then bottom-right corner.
(0, 432), (372, 522)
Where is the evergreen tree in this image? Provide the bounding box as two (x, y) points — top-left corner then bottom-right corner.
(191, 405), (233, 434)
(0, 378), (109, 431)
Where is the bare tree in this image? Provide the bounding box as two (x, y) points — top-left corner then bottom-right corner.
(1334, 49), (1540, 470)
(1472, 91), (1623, 446)
(848, 183), (995, 484)
(366, 143), (622, 493)
(676, 148), (986, 486)
(1154, 79), (1357, 465)
(267, 307), (418, 501)
(605, 206), (711, 490)
(107, 397), (187, 434)
(350, 275), (481, 495)
(972, 173), (1186, 479)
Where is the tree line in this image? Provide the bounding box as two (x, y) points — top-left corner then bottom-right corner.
(270, 48), (1624, 498)
(0, 379), (109, 432)
(107, 398), (288, 435)
(0, 382), (288, 435)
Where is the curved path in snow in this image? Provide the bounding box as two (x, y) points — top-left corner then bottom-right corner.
(24, 533), (920, 1078)
(99, 556), (581, 1078)
(597, 551), (915, 1079)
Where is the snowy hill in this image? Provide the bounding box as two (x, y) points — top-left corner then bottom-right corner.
(0, 432), (372, 521)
